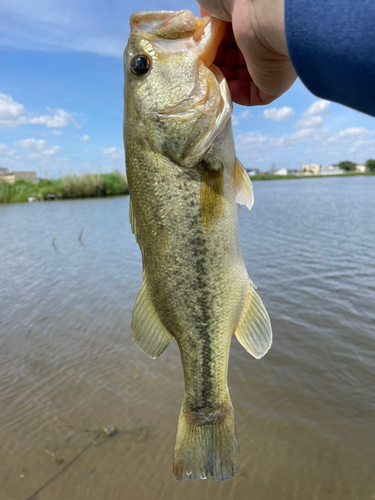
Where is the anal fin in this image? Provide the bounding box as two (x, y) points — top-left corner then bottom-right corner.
(132, 277), (174, 359)
(234, 283), (272, 359)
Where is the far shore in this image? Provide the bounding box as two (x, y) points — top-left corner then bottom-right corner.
(1, 170), (374, 205)
(0, 171), (128, 205)
(250, 171), (375, 181)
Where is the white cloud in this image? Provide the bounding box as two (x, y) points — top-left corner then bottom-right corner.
(0, 93), (76, 128)
(350, 143), (375, 154)
(232, 109), (253, 126)
(235, 128), (332, 159)
(236, 124), (375, 166)
(263, 106), (294, 121)
(27, 153), (40, 160)
(240, 110), (250, 119)
(302, 99), (330, 118)
(0, 143), (16, 157)
(232, 115), (240, 126)
(52, 130), (62, 136)
(326, 127), (375, 154)
(103, 147), (124, 160)
(270, 128), (323, 150)
(327, 127), (374, 144)
(80, 134), (90, 141)
(28, 108), (75, 127)
(15, 138), (60, 156)
(0, 93), (25, 126)
(295, 116), (324, 129)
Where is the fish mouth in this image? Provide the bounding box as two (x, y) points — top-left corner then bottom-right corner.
(194, 15), (226, 68)
(130, 10), (226, 73)
(153, 13), (228, 116)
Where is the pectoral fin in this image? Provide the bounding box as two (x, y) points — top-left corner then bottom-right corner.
(233, 158), (254, 211)
(234, 284), (272, 359)
(132, 277), (174, 359)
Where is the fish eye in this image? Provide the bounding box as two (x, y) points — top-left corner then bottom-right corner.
(130, 54), (151, 75)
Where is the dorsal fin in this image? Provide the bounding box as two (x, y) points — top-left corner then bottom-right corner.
(233, 158), (254, 210)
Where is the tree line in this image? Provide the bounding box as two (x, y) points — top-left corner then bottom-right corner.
(338, 159), (375, 171)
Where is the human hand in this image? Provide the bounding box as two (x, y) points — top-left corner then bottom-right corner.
(198, 0), (297, 106)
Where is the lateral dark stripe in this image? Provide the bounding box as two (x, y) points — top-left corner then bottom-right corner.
(189, 231), (213, 412)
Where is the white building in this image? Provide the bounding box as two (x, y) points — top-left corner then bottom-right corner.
(355, 164), (367, 173)
(274, 168), (288, 176)
(0, 170), (37, 184)
(320, 167), (345, 175)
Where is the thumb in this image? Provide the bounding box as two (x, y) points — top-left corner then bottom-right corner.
(199, 7), (209, 17)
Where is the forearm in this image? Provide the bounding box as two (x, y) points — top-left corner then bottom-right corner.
(285, 0), (375, 117)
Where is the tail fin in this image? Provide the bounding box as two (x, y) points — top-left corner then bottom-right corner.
(173, 401), (239, 481)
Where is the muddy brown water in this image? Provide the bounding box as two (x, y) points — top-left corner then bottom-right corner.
(0, 176), (374, 500)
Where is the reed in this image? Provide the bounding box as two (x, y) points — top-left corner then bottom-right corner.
(0, 171), (129, 204)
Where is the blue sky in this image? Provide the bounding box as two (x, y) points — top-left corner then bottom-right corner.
(1, 0), (374, 177)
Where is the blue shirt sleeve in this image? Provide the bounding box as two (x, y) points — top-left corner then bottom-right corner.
(285, 0), (375, 117)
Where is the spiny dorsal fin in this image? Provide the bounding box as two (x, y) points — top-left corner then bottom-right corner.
(132, 276), (174, 359)
(234, 283), (272, 359)
(200, 163), (224, 234)
(233, 158), (254, 210)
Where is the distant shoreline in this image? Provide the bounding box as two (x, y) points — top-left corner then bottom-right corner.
(250, 172), (375, 181)
(0, 172), (129, 205)
(1, 170), (374, 205)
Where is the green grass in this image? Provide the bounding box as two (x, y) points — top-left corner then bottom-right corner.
(250, 172), (375, 181)
(0, 171), (129, 204)
(250, 174), (300, 181)
(2, 169), (374, 204)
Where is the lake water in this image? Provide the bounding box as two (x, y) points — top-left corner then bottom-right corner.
(0, 176), (374, 500)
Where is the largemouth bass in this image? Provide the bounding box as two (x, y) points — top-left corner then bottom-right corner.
(123, 10), (272, 482)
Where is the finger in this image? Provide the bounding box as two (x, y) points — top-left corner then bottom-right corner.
(237, 67), (252, 81)
(220, 23), (236, 46)
(228, 80), (252, 106)
(214, 44), (225, 65)
(219, 66), (238, 81)
(199, 7), (209, 17)
(228, 80), (280, 106)
(222, 46), (238, 67)
(237, 47), (246, 67)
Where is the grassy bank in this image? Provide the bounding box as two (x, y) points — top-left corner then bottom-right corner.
(2, 170), (374, 204)
(0, 171), (129, 204)
(250, 172), (375, 181)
